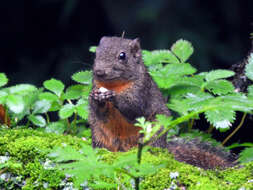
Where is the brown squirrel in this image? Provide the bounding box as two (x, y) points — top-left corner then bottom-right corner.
(88, 36), (236, 169)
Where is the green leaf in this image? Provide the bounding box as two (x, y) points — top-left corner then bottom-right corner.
(63, 85), (84, 100)
(6, 95), (25, 114)
(89, 46), (96, 53)
(143, 50), (180, 66)
(247, 85), (253, 97)
(245, 53), (253, 81)
(150, 63), (197, 89)
(205, 109), (235, 130)
(39, 92), (59, 102)
(43, 78), (65, 97)
(0, 91), (8, 104)
(0, 73), (8, 87)
(32, 100), (51, 114)
(45, 121), (66, 134)
(171, 39), (194, 63)
(28, 115), (46, 127)
(72, 71), (92, 85)
(205, 80), (234, 95)
(239, 147), (253, 163)
(205, 70), (235, 82)
(59, 104), (75, 119)
(49, 144), (116, 188)
(76, 99), (89, 120)
(8, 84), (37, 95)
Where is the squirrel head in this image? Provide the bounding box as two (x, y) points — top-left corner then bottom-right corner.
(93, 36), (145, 82)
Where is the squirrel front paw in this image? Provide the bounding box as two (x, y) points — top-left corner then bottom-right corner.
(91, 87), (116, 102)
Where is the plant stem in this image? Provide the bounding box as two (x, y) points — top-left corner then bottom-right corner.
(222, 113), (247, 146)
(207, 125), (214, 134)
(45, 113), (50, 124)
(135, 142), (144, 190)
(188, 119), (194, 131)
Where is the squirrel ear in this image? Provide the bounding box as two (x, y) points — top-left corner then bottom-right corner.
(99, 36), (108, 45)
(129, 38), (141, 58)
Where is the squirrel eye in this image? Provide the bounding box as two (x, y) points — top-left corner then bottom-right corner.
(118, 52), (126, 60)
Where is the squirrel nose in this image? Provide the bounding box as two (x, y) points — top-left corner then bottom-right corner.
(95, 69), (105, 77)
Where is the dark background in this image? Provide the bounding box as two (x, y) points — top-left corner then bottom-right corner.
(0, 0), (252, 145)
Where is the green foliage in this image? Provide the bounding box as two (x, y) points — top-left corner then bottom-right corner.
(245, 53), (253, 81)
(0, 73), (8, 87)
(239, 147), (253, 163)
(171, 39), (194, 63)
(0, 38), (253, 189)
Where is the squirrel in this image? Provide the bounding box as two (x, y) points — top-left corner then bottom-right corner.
(88, 36), (236, 169)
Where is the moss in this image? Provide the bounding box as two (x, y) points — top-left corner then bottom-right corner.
(0, 128), (252, 190)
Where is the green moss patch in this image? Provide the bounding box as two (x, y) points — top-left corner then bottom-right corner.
(0, 129), (252, 190)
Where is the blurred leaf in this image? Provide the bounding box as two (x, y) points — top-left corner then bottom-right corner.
(171, 39), (194, 63)
(28, 115), (46, 127)
(143, 50), (180, 66)
(43, 78), (65, 97)
(8, 84), (37, 95)
(205, 70), (235, 82)
(205, 80), (234, 95)
(39, 92), (59, 102)
(45, 121), (66, 134)
(239, 147), (253, 163)
(0, 73), (8, 87)
(76, 99), (89, 120)
(245, 53), (253, 81)
(59, 103), (75, 119)
(72, 71), (92, 85)
(89, 46), (96, 53)
(64, 85), (84, 100)
(32, 100), (51, 114)
(6, 95), (24, 114)
(247, 85), (253, 97)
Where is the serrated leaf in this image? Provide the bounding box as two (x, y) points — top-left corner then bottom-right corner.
(150, 63), (197, 89)
(205, 109), (235, 130)
(72, 71), (92, 85)
(59, 104), (75, 119)
(245, 53), (253, 81)
(205, 80), (234, 95)
(205, 70), (235, 82)
(28, 115), (46, 127)
(0, 73), (8, 87)
(32, 100), (51, 114)
(43, 78), (65, 97)
(45, 122), (66, 134)
(239, 147), (253, 163)
(63, 85), (84, 100)
(171, 39), (194, 63)
(143, 50), (180, 66)
(6, 95), (24, 114)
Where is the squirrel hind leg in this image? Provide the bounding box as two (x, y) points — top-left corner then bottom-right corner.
(167, 138), (237, 170)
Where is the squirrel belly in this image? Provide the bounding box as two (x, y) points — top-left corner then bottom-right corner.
(88, 36), (237, 169)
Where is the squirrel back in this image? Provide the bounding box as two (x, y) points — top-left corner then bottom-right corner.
(88, 36), (237, 169)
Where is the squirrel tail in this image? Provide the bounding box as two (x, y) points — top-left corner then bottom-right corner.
(167, 137), (237, 169)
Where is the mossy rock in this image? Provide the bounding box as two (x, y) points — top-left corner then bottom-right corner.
(0, 129), (252, 190)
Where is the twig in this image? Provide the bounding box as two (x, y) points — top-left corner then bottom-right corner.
(222, 113), (247, 145)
